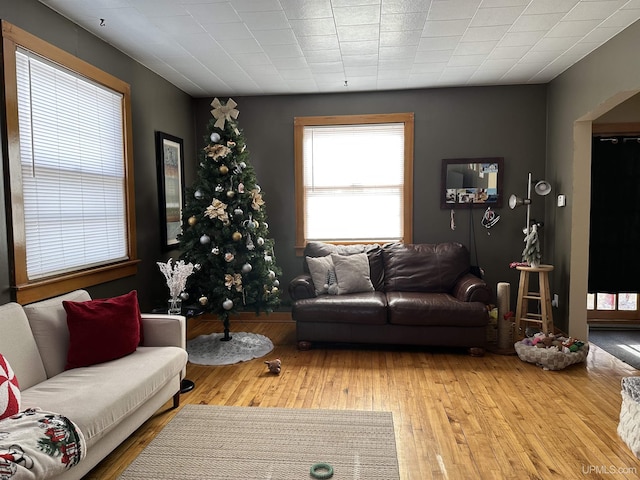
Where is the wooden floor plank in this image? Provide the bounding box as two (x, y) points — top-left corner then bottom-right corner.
(84, 318), (640, 479)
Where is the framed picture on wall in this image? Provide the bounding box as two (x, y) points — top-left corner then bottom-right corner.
(156, 131), (185, 250)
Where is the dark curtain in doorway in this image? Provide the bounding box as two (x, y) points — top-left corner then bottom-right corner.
(589, 136), (640, 292)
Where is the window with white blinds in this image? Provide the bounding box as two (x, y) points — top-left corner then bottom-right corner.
(15, 49), (128, 279)
(295, 113), (414, 248)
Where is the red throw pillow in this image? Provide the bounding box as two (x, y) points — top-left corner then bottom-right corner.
(63, 290), (141, 370)
(0, 353), (20, 420)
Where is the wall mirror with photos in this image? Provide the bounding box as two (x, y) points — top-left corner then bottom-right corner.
(441, 157), (504, 208)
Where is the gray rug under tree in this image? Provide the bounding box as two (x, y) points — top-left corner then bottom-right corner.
(119, 404), (400, 480)
(186, 332), (273, 366)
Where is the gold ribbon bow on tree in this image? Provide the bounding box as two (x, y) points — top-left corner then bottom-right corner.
(211, 98), (239, 130)
(204, 199), (230, 225)
(224, 273), (243, 292)
(251, 189), (264, 210)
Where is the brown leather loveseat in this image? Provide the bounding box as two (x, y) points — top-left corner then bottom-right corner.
(289, 242), (492, 353)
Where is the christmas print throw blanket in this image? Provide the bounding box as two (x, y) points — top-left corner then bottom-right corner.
(0, 408), (86, 479)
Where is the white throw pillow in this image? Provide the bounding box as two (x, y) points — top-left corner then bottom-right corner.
(331, 253), (375, 295)
(306, 255), (335, 295)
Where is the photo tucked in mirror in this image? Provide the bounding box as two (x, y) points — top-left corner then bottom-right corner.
(441, 157), (504, 208)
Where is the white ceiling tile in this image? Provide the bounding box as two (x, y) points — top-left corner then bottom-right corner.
(414, 49), (455, 63)
(380, 30), (422, 46)
(337, 25), (380, 41)
(519, 50), (556, 63)
(229, 0), (282, 12)
(382, 0), (431, 14)
(546, 20), (601, 38)
(471, 6), (527, 27)
(379, 45), (418, 59)
(344, 65), (378, 77)
(489, 45), (533, 59)
(252, 29), (298, 46)
(533, 36), (580, 51)
(461, 25), (511, 42)
(314, 72), (348, 83)
(339, 40), (379, 55)
(204, 22), (253, 40)
(563, 1), (625, 21)
(233, 52), (272, 66)
(381, 12), (428, 31)
(217, 37), (263, 54)
(600, 9), (640, 28)
(279, 68), (314, 80)
(428, 0), (480, 21)
(334, 5), (381, 26)
(580, 26), (622, 43)
(524, 0), (580, 15)
(481, 0), (529, 7)
(241, 11), (290, 30)
(150, 15), (206, 35)
(305, 50), (343, 63)
(263, 44), (304, 58)
(499, 31), (547, 46)
(131, 1), (189, 17)
(184, 3), (241, 23)
(289, 18), (337, 36)
(332, 0), (380, 7)
(280, 0), (333, 19)
(418, 36), (462, 51)
(271, 56), (309, 69)
(448, 54), (486, 67)
(35, 0), (640, 96)
(422, 19), (471, 36)
(378, 67), (411, 78)
(454, 40), (497, 55)
(308, 61), (344, 73)
(297, 36), (340, 51)
(343, 54), (379, 66)
(510, 13), (566, 32)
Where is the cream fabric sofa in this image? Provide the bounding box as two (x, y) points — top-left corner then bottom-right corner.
(0, 289), (189, 479)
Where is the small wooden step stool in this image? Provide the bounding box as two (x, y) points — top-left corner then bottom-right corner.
(514, 264), (554, 339)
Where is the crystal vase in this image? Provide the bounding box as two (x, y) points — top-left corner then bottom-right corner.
(168, 296), (182, 315)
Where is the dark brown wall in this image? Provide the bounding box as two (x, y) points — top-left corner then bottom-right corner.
(0, 0), (196, 309)
(194, 86), (548, 306)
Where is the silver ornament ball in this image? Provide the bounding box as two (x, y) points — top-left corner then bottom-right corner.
(210, 132), (221, 142)
(222, 298), (233, 310)
(200, 234), (211, 244)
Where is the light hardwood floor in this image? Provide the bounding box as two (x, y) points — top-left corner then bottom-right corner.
(86, 317), (640, 479)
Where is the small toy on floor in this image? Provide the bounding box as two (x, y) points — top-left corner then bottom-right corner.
(264, 358), (281, 374)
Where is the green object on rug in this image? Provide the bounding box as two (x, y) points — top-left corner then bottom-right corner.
(119, 405), (400, 480)
(589, 328), (640, 370)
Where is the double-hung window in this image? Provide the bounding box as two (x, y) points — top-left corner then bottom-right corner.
(2, 21), (138, 303)
(294, 113), (414, 252)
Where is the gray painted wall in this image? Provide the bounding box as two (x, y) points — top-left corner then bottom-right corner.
(0, 0), (196, 310)
(547, 19), (640, 337)
(194, 86), (548, 308)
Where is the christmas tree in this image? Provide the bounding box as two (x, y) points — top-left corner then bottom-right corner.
(178, 98), (281, 340)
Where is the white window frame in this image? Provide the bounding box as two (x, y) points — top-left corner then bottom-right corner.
(2, 21), (138, 304)
(294, 113), (414, 254)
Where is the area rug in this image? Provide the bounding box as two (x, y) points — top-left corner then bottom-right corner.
(118, 405), (400, 480)
(589, 327), (640, 370)
(187, 332), (273, 366)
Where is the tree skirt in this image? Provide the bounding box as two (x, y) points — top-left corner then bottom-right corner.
(187, 332), (274, 366)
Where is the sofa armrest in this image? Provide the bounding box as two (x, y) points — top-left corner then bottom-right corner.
(140, 314), (186, 349)
(452, 273), (492, 304)
(288, 274), (316, 301)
